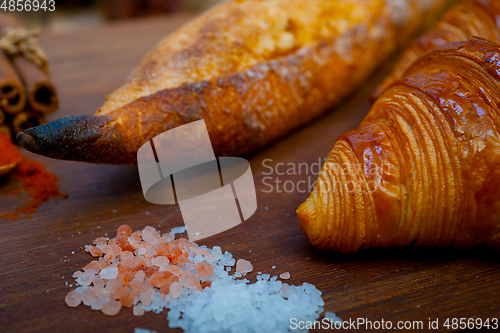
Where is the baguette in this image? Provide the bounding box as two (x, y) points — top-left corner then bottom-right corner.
(297, 37), (500, 252)
(17, 0), (454, 164)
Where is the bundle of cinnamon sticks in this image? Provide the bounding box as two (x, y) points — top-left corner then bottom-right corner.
(0, 14), (57, 139)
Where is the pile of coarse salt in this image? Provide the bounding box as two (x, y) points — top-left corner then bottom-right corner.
(65, 225), (325, 332)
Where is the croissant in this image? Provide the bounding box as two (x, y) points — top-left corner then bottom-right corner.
(297, 37), (500, 253)
(372, 0), (500, 100)
(16, 0), (453, 164)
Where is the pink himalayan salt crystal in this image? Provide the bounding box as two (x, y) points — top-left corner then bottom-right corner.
(84, 261), (100, 272)
(134, 270), (146, 282)
(133, 303), (145, 316)
(104, 252), (115, 262)
(179, 271), (201, 290)
(94, 287), (111, 299)
(99, 266), (119, 280)
(280, 272), (290, 280)
(131, 240), (146, 249)
(101, 244), (112, 253)
(195, 262), (213, 277)
(93, 275), (105, 289)
(78, 270), (96, 286)
(182, 262), (195, 271)
(81, 288), (97, 306)
(93, 237), (107, 245)
(91, 296), (109, 310)
(169, 282), (182, 299)
(166, 264), (184, 277)
(120, 251), (134, 266)
(89, 246), (103, 257)
(67, 225), (263, 317)
(112, 286), (128, 300)
(130, 280), (146, 292)
(65, 290), (81, 307)
(151, 256), (169, 267)
(189, 246), (204, 256)
(101, 299), (122, 316)
(105, 279), (122, 293)
(140, 292), (152, 306)
(236, 259), (253, 275)
(142, 226), (160, 246)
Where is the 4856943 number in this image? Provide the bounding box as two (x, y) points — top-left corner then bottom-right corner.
(1, 0), (55, 11)
(443, 318), (498, 330)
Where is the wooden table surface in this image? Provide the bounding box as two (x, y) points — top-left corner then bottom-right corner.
(1, 14), (499, 333)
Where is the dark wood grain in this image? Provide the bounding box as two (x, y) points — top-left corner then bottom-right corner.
(1, 14), (499, 333)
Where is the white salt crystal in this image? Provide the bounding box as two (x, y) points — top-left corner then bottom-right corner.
(324, 311), (343, 324)
(204, 250), (222, 263)
(144, 276), (324, 333)
(170, 226), (187, 235)
(134, 328), (157, 333)
(99, 267), (118, 280)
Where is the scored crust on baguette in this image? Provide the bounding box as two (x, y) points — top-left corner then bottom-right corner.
(18, 0), (455, 164)
(297, 37), (500, 252)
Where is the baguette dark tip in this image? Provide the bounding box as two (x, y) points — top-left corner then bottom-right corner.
(16, 131), (36, 151)
(16, 114), (117, 163)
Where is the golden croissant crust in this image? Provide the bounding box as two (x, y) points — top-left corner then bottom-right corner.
(16, 0), (453, 164)
(297, 37), (500, 252)
(372, 0), (500, 100)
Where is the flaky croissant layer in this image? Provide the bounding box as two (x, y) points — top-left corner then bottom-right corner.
(297, 38), (500, 252)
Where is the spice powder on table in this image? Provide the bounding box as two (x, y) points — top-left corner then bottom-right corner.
(0, 133), (67, 220)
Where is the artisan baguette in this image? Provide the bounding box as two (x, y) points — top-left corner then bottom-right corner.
(297, 37), (500, 252)
(17, 0), (453, 164)
(372, 0), (500, 100)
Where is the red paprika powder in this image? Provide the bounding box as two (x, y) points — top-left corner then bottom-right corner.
(0, 133), (21, 166)
(0, 134), (67, 220)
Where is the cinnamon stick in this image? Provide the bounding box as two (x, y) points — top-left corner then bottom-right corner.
(11, 110), (45, 135)
(14, 56), (57, 114)
(0, 52), (26, 114)
(0, 14), (57, 114)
